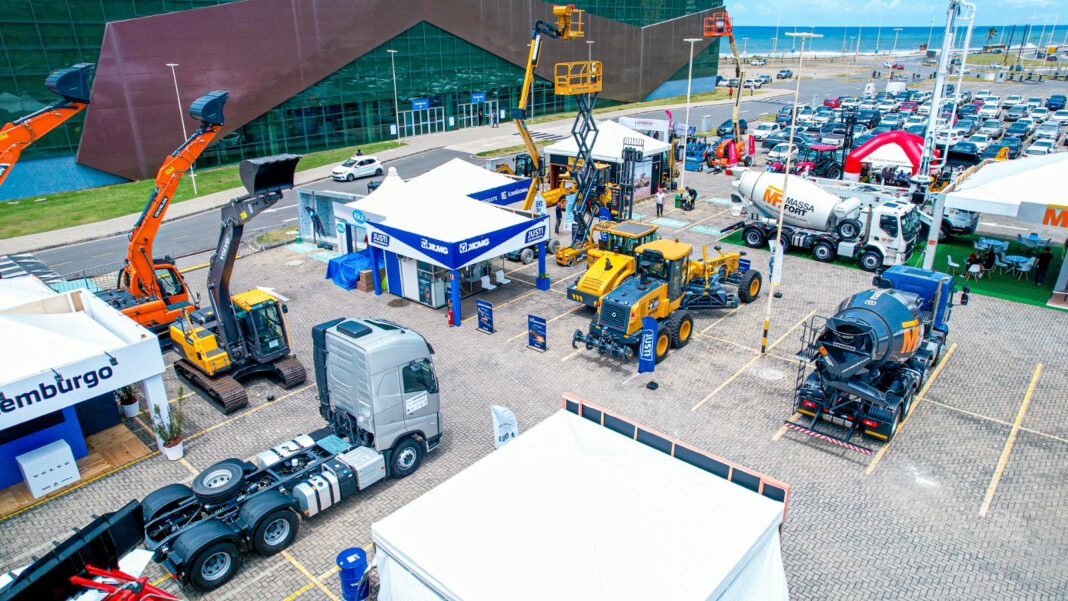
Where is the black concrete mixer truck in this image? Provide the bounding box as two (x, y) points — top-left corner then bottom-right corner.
(784, 265), (969, 455)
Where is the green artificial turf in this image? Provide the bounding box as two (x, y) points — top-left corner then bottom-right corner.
(719, 229), (1062, 308)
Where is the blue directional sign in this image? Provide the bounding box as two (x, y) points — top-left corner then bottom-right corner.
(412, 98), (430, 111)
(471, 92), (486, 103)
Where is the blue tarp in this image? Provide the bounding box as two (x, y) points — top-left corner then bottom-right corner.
(326, 249), (374, 290)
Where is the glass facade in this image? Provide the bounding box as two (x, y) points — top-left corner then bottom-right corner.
(1, 1), (719, 175)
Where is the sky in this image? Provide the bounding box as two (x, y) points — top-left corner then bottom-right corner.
(726, 0), (1068, 27)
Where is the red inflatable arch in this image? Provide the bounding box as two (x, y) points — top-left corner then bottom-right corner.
(843, 131), (925, 181)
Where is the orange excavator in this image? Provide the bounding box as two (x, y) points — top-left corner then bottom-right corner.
(96, 90), (229, 335)
(0, 63), (94, 187)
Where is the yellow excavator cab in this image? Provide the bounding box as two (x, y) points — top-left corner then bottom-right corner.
(635, 238), (693, 262)
(232, 289), (279, 311)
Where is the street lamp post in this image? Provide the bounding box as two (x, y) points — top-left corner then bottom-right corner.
(928, 18), (936, 49)
(678, 38), (702, 196)
(760, 31), (821, 354)
(892, 28), (903, 56)
(387, 49), (400, 141)
(742, 37), (749, 58)
(165, 63), (197, 195)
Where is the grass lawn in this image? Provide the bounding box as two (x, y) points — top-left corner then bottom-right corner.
(719, 229), (1062, 308)
(0, 140), (402, 240)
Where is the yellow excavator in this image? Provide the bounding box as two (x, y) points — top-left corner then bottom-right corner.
(566, 221), (659, 306)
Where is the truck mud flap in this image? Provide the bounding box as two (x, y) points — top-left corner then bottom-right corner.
(782, 420), (874, 456)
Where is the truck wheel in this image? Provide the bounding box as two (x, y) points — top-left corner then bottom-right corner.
(390, 438), (422, 479)
(835, 219), (862, 242)
(859, 249), (883, 272)
(886, 405), (902, 441)
(141, 483), (195, 523)
(737, 270), (762, 303)
(192, 461), (245, 505)
(812, 240), (836, 262)
(189, 541), (241, 591)
(939, 223), (950, 241)
(654, 330), (671, 364)
(743, 227), (766, 248)
(667, 311), (694, 348)
(252, 509), (299, 555)
(548, 239), (561, 254)
(520, 248), (535, 264)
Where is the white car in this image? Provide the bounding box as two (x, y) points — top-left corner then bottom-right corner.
(975, 89), (991, 98)
(859, 99), (879, 111)
(877, 100), (898, 113)
(743, 78), (762, 89)
(968, 133), (993, 152)
(1026, 97), (1044, 110)
(1050, 109), (1068, 124)
(1034, 121), (1061, 141)
(1024, 140), (1055, 156)
(1003, 94), (1023, 107)
(767, 142), (799, 164)
(905, 115), (927, 128)
(978, 104), (1000, 119)
(917, 102), (932, 115)
(840, 97), (860, 109)
(934, 129), (963, 146)
(1029, 107), (1050, 122)
(982, 95), (1001, 108)
(751, 122), (782, 141)
(331, 155), (384, 181)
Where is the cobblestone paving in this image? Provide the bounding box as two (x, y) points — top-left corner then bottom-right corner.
(0, 169), (1065, 600)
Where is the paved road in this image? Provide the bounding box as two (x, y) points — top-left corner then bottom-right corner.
(34, 148), (476, 275)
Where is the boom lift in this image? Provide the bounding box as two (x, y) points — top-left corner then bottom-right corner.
(170, 154), (306, 412)
(703, 10), (751, 168)
(0, 63), (94, 187)
(97, 91), (229, 334)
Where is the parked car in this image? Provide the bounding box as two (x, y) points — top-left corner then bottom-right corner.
(891, 63), (905, 70)
(762, 131), (811, 150)
(1016, 117), (1037, 135)
(858, 98), (879, 111)
(1025, 96), (1044, 110)
(1046, 94), (1067, 110)
(1005, 104), (1028, 121)
(968, 133), (993, 152)
(331, 155), (384, 181)
(840, 97), (860, 109)
(934, 128), (963, 147)
(1003, 94), (1023, 108)
(978, 119), (1004, 138)
(717, 118), (748, 136)
(880, 113), (904, 129)
(1029, 107), (1051, 122)
(776, 68), (793, 79)
(974, 89), (991, 98)
(856, 109), (882, 128)
(981, 143), (1011, 160)
(751, 121), (782, 141)
(1005, 121), (1031, 139)
(750, 57), (767, 66)
(958, 117), (981, 136)
(823, 97), (842, 108)
(743, 78), (762, 89)
(1024, 139), (1056, 156)
(977, 103), (1000, 119)
(877, 99), (899, 113)
(981, 95), (999, 108)
(898, 101), (919, 114)
(758, 74), (773, 84)
(906, 124), (927, 137)
(1050, 109), (1068, 124)
(1034, 121), (1062, 141)
(767, 142), (800, 163)
(956, 103), (980, 119)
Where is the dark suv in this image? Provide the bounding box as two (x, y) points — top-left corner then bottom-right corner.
(716, 118), (748, 136)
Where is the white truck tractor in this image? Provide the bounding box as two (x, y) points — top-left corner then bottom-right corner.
(732, 170), (920, 271)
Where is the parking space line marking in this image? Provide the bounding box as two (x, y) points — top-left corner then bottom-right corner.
(186, 383), (314, 442)
(508, 304), (582, 342)
(178, 458), (198, 477)
(677, 208), (731, 232)
(692, 353), (762, 411)
(561, 347), (583, 362)
(281, 581), (315, 601)
(865, 343), (958, 475)
(700, 307), (740, 333)
(773, 413), (802, 441)
(281, 550), (339, 601)
(696, 332), (758, 353)
(979, 363), (1043, 518)
(767, 310), (817, 352)
(51, 260), (71, 267)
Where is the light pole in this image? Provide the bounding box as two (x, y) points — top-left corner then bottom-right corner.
(742, 37), (749, 58)
(892, 27), (903, 56)
(928, 18), (936, 49)
(678, 38), (702, 196)
(760, 31), (821, 354)
(773, 12), (780, 59)
(165, 63), (197, 195)
(875, 16), (883, 53)
(386, 49), (400, 141)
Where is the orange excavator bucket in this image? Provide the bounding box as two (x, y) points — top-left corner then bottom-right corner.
(703, 10), (732, 38)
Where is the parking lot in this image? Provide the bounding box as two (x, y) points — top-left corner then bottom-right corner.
(0, 162), (1064, 600)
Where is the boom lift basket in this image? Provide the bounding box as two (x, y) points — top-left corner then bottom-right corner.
(43, 62), (94, 103)
(552, 5), (584, 39)
(189, 90), (229, 126)
(703, 10), (733, 37)
(240, 153), (301, 196)
(554, 61), (603, 95)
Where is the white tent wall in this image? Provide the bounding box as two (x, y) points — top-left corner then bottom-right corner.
(544, 120), (672, 162)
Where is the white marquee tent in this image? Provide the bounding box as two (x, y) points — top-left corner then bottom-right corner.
(544, 119), (672, 163)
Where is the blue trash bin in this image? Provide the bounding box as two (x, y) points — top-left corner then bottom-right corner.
(336, 547), (370, 601)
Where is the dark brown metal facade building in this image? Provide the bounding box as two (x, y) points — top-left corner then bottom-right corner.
(79, 0), (719, 180)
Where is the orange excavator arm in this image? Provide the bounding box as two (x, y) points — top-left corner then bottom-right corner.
(0, 63), (94, 187)
(120, 90), (229, 299)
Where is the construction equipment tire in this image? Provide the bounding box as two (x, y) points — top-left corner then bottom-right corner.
(654, 330), (671, 364)
(548, 239), (561, 254)
(743, 155), (753, 167)
(192, 461), (245, 505)
(520, 248), (535, 264)
(667, 311), (694, 349)
(743, 227), (766, 248)
(738, 270), (762, 303)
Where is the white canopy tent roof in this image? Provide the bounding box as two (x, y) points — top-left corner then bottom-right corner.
(410, 158), (519, 194)
(544, 120), (671, 163)
(943, 153), (1068, 221)
(372, 410), (788, 601)
(860, 143), (913, 169)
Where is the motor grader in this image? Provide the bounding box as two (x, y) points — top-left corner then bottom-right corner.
(573, 238), (762, 363)
(567, 220), (659, 308)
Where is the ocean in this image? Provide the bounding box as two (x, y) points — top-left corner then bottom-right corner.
(723, 24), (1068, 57)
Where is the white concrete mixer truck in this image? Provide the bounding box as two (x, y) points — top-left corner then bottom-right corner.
(730, 170), (919, 271)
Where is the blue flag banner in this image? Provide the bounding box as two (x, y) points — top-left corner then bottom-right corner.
(527, 315), (547, 352)
(476, 299), (494, 334)
(637, 316), (658, 373)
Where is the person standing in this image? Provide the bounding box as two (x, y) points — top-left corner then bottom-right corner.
(555, 200), (563, 234)
(491, 112), (498, 128)
(728, 86), (734, 100)
(1035, 247), (1054, 286)
(655, 188), (665, 217)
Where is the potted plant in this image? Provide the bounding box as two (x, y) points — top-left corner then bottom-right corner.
(153, 387), (186, 460)
(116, 385), (139, 418)
(536, 272), (551, 291)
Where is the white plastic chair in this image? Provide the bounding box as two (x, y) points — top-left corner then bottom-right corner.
(965, 263), (982, 281)
(994, 253), (1012, 274)
(1015, 257), (1036, 280)
(479, 275), (497, 291)
(945, 254), (961, 275)
(494, 269), (512, 285)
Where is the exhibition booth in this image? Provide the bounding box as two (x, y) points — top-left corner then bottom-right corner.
(544, 120), (672, 199)
(332, 166), (550, 324)
(0, 278), (169, 512)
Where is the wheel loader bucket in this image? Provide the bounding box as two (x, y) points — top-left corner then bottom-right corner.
(189, 90), (229, 126)
(240, 153), (302, 196)
(44, 63), (94, 103)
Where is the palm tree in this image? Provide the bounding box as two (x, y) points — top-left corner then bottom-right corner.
(986, 27), (998, 44)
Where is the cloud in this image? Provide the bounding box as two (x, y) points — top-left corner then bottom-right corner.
(863, 0), (901, 11)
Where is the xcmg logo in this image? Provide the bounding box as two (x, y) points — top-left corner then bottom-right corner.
(1, 365), (115, 414)
(1043, 204), (1068, 228)
(371, 232), (390, 246)
(421, 239), (449, 255)
(525, 226), (547, 244)
(459, 238), (489, 254)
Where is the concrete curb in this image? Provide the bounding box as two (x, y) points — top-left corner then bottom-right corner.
(1, 88), (794, 255)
